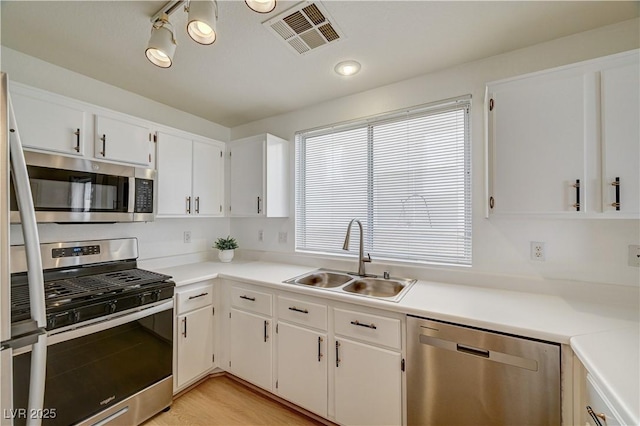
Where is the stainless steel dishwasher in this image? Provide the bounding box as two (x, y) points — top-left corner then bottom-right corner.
(407, 315), (561, 425)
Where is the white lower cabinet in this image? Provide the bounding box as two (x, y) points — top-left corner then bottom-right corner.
(276, 322), (328, 417)
(229, 308), (272, 391)
(333, 307), (403, 426)
(224, 282), (404, 425)
(334, 338), (402, 426)
(174, 281), (214, 393)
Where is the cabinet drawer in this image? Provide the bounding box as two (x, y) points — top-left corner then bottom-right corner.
(585, 374), (623, 426)
(176, 284), (213, 315)
(231, 286), (272, 316)
(277, 296), (327, 331)
(334, 308), (401, 349)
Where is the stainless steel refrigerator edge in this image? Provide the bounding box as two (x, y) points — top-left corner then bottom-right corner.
(1, 72), (49, 426)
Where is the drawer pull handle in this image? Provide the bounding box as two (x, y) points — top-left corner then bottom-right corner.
(288, 306), (309, 314)
(188, 292), (209, 300)
(336, 341), (340, 367)
(264, 320), (269, 342)
(586, 406), (605, 426)
(318, 336), (323, 362)
(182, 317), (187, 338)
(350, 320), (377, 330)
(240, 295), (256, 302)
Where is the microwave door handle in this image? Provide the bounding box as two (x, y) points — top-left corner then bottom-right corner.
(128, 177), (135, 214)
(8, 94), (48, 424)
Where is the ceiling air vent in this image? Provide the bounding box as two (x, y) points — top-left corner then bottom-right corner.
(263, 1), (344, 55)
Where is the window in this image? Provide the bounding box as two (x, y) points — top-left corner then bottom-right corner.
(295, 96), (471, 266)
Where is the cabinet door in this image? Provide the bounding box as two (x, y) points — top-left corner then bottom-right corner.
(489, 71), (588, 215)
(334, 338), (402, 426)
(277, 322), (327, 417)
(229, 309), (272, 391)
(156, 132), (193, 216)
(192, 140), (224, 216)
(176, 306), (213, 389)
(601, 61), (640, 216)
(229, 137), (265, 216)
(11, 90), (88, 156)
(95, 115), (151, 166)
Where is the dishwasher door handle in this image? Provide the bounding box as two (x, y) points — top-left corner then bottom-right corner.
(419, 334), (538, 371)
(456, 344), (489, 358)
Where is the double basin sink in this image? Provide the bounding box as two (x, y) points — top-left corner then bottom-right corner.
(284, 269), (416, 303)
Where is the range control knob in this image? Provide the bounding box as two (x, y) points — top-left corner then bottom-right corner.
(106, 301), (117, 314)
(152, 290), (161, 302)
(47, 315), (56, 329)
(69, 310), (80, 323)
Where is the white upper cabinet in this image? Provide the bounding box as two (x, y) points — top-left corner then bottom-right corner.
(9, 82), (158, 169)
(600, 60), (640, 216)
(156, 131), (225, 217)
(10, 84), (89, 156)
(192, 141), (225, 216)
(229, 133), (289, 217)
(487, 50), (639, 218)
(94, 114), (152, 166)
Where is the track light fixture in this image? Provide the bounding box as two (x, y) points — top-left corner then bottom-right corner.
(146, 13), (177, 68)
(186, 0), (218, 45)
(245, 0), (277, 14)
(146, 0), (276, 68)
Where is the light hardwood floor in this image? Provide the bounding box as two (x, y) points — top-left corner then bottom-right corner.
(144, 375), (324, 426)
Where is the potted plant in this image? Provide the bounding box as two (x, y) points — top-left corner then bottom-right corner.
(214, 236), (238, 263)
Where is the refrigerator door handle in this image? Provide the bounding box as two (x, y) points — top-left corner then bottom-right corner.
(8, 94), (48, 426)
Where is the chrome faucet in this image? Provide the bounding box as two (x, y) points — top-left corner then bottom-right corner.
(342, 219), (371, 276)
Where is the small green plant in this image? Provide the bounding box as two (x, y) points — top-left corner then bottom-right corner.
(214, 236), (238, 251)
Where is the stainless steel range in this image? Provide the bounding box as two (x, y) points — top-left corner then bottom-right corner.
(9, 238), (174, 426)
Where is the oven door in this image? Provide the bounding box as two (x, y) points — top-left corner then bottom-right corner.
(12, 301), (173, 426)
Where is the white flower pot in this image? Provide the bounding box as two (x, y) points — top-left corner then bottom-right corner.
(218, 249), (234, 263)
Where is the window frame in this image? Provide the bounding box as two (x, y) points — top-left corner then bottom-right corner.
(295, 95), (472, 267)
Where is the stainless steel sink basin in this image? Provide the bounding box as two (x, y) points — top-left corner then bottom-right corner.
(293, 271), (353, 288)
(284, 269), (416, 302)
(343, 278), (407, 298)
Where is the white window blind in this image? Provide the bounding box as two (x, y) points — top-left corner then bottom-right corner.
(295, 97), (471, 266)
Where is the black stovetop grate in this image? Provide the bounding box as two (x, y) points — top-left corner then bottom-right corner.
(11, 268), (172, 312)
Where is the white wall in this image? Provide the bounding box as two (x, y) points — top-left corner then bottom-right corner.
(230, 18), (640, 288)
(2, 47), (231, 261)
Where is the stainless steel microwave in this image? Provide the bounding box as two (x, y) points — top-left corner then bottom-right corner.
(10, 151), (155, 223)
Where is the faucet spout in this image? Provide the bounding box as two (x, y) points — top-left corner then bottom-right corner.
(342, 219), (371, 276)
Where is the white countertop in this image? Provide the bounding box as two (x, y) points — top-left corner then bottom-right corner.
(151, 259), (639, 423)
(571, 326), (640, 425)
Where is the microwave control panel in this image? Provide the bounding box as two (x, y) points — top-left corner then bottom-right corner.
(134, 179), (154, 213)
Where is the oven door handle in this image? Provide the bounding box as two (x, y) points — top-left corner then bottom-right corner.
(47, 300), (173, 346)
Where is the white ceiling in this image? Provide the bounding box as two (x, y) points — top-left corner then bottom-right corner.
(1, 1), (638, 127)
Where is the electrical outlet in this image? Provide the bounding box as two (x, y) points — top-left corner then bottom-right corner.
(258, 230), (264, 242)
(278, 232), (288, 244)
(530, 241), (545, 261)
(629, 245), (640, 267)
(183, 231), (191, 243)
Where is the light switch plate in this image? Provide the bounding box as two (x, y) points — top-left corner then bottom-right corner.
(629, 245), (640, 267)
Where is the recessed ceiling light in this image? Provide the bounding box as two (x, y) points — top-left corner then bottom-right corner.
(334, 60), (361, 77)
